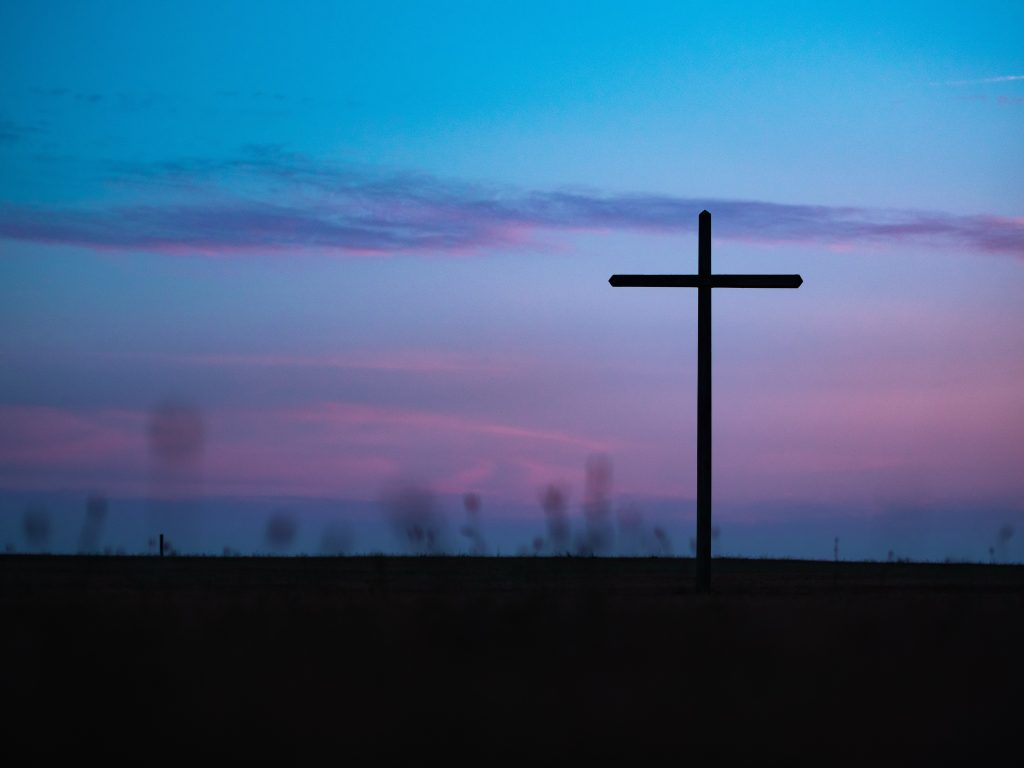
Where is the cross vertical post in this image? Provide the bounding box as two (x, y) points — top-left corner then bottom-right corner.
(696, 211), (712, 593)
(608, 210), (802, 593)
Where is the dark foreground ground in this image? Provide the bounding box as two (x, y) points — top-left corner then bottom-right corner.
(3, 555), (1023, 760)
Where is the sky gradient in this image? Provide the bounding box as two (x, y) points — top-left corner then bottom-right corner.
(2, 2), (1022, 558)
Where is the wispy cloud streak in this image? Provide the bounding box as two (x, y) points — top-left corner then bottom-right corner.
(933, 75), (1024, 86)
(1, 148), (1021, 258)
(0, 117), (47, 144)
(114, 350), (519, 375)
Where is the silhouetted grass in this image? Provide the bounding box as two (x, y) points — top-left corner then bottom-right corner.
(3, 555), (1022, 759)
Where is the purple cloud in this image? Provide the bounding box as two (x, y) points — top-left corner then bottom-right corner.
(1, 148), (1021, 258)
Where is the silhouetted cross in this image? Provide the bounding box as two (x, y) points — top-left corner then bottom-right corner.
(609, 210), (802, 593)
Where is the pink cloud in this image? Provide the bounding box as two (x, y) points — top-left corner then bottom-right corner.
(0, 400), (614, 499)
(0, 405), (145, 468)
(287, 402), (611, 452)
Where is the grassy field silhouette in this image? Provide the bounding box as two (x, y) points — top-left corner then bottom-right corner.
(4, 555), (1022, 758)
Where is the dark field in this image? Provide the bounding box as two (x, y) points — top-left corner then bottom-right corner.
(3, 555), (1023, 759)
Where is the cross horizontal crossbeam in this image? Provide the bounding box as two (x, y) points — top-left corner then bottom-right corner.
(609, 274), (803, 289)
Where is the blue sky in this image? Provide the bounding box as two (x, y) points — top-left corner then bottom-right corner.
(3, 1), (1022, 207)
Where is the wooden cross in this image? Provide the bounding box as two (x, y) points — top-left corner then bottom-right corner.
(609, 210), (802, 593)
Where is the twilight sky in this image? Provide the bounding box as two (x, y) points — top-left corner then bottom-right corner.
(1, 2), (1022, 556)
